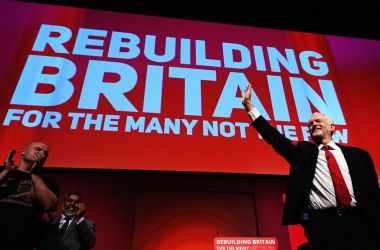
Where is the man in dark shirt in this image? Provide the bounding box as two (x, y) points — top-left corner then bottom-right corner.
(0, 141), (58, 250)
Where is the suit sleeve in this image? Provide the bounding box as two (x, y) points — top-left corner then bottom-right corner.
(77, 219), (96, 249)
(252, 116), (297, 163)
(360, 150), (380, 238)
(362, 150), (380, 203)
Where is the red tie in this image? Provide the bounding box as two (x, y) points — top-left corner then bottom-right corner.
(324, 145), (352, 209)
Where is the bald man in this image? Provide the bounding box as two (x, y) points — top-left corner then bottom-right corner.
(0, 142), (58, 250)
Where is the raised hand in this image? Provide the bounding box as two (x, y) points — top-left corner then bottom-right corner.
(75, 202), (87, 219)
(241, 83), (255, 112)
(30, 150), (47, 173)
(4, 149), (16, 172)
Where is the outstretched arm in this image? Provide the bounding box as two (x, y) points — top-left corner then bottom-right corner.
(241, 83), (296, 162)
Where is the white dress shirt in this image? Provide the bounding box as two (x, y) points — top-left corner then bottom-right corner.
(59, 215), (74, 230)
(308, 141), (356, 209)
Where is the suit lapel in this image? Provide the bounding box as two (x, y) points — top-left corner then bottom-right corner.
(338, 145), (360, 192)
(60, 217), (76, 241)
(307, 143), (319, 179)
(339, 145), (356, 172)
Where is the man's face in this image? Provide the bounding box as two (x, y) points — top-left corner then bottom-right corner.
(63, 194), (81, 218)
(307, 113), (335, 143)
(22, 142), (49, 166)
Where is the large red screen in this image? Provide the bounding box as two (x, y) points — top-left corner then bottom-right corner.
(1, 1), (380, 175)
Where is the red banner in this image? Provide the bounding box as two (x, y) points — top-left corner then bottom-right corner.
(1, 1), (380, 175)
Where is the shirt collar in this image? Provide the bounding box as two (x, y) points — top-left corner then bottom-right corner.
(318, 140), (338, 150)
(60, 214), (72, 222)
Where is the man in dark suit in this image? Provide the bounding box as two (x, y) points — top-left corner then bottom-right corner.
(242, 84), (380, 250)
(38, 191), (96, 250)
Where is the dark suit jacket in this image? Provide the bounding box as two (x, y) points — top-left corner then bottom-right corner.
(38, 216), (96, 250)
(253, 116), (380, 233)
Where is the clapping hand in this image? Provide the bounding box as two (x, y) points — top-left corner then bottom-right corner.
(4, 149), (16, 172)
(30, 150), (47, 173)
(75, 202), (87, 219)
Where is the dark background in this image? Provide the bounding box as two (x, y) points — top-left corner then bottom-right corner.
(22, 1), (380, 40)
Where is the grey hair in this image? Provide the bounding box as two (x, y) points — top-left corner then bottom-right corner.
(311, 112), (334, 125)
(310, 112), (334, 135)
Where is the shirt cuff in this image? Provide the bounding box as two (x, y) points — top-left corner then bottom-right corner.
(247, 107), (261, 121)
(76, 217), (85, 225)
